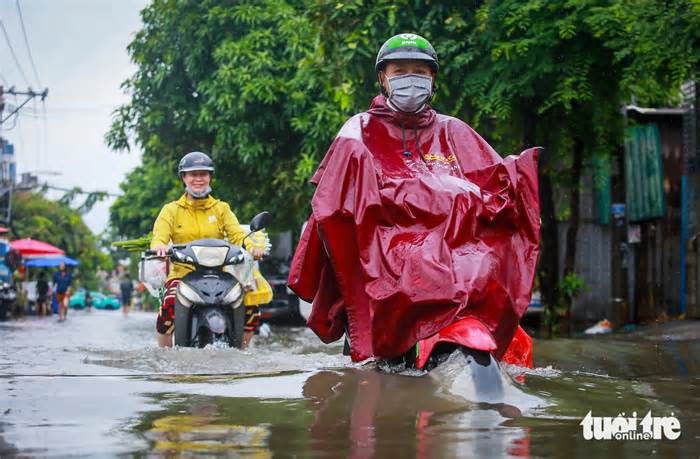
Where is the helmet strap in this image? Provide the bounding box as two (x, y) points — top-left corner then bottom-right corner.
(377, 70), (389, 97)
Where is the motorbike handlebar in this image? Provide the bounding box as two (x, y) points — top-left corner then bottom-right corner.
(144, 249), (172, 257)
(143, 244), (262, 262)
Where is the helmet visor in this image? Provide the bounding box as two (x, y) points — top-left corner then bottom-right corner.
(179, 166), (214, 173)
(377, 52), (439, 72)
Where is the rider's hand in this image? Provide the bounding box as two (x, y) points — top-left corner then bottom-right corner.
(154, 244), (170, 257)
(252, 247), (265, 260)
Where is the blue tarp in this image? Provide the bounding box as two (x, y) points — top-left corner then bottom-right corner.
(24, 256), (79, 267)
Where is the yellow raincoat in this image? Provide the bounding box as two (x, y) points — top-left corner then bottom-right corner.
(243, 231), (274, 306)
(151, 194), (248, 281)
(151, 194), (273, 306)
(150, 194), (248, 276)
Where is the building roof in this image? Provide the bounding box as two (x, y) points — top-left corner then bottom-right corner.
(624, 105), (688, 116)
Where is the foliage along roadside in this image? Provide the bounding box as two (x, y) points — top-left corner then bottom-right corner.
(107, 0), (699, 335)
(10, 192), (113, 289)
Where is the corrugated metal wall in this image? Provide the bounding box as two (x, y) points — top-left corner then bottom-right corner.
(558, 172), (613, 326)
(631, 115), (684, 321)
(544, 108), (690, 328)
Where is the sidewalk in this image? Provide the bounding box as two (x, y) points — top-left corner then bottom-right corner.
(616, 319), (700, 341)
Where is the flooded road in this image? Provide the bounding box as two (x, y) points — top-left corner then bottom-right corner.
(1, 311), (699, 457)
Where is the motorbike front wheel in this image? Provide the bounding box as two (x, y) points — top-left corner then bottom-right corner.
(229, 304), (245, 348)
(173, 300), (191, 347)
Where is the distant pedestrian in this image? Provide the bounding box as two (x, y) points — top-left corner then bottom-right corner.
(36, 272), (51, 316)
(120, 273), (133, 317)
(53, 263), (73, 322)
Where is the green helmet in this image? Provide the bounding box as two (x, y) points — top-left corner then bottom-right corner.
(375, 33), (439, 74)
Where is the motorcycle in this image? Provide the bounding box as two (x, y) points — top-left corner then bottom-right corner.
(0, 250), (20, 320)
(367, 316), (532, 400)
(0, 281), (16, 321)
(143, 211), (272, 348)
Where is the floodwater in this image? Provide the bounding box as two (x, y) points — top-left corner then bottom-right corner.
(1, 311), (699, 457)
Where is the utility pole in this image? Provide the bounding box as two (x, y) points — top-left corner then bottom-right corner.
(0, 85), (48, 125)
(0, 85), (10, 226)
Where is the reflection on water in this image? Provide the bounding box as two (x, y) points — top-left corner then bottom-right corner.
(126, 368), (534, 458)
(302, 369), (533, 458)
(1, 312), (699, 456)
(145, 404), (271, 457)
(132, 394), (312, 458)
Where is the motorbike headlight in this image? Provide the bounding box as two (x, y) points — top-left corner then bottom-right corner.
(177, 282), (204, 307)
(222, 283), (242, 305)
(191, 246), (229, 267)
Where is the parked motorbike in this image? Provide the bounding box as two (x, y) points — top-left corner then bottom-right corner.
(0, 250), (20, 321)
(0, 281), (17, 321)
(144, 211), (272, 348)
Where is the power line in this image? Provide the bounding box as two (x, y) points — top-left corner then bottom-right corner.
(0, 19), (30, 87)
(0, 110), (19, 130)
(32, 97), (40, 169)
(15, 0), (42, 87)
(41, 99), (48, 170)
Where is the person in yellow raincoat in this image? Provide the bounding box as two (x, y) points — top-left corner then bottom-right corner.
(151, 151), (266, 348)
(241, 229), (274, 348)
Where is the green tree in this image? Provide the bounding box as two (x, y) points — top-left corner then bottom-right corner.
(457, 0), (627, 335)
(300, 0), (626, 334)
(110, 157), (181, 238)
(11, 192), (113, 289)
(589, 0), (699, 105)
(107, 0), (328, 237)
(109, 0), (696, 335)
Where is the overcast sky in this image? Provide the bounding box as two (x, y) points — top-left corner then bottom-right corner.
(0, 0), (147, 234)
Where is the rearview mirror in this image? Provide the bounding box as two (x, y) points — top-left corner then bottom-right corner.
(249, 211), (272, 232)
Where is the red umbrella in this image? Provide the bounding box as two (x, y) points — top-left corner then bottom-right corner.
(10, 238), (65, 257)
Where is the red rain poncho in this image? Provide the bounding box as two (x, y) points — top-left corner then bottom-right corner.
(289, 95), (540, 363)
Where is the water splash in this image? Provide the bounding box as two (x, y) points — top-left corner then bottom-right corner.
(429, 351), (548, 413)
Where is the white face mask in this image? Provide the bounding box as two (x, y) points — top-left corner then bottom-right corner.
(386, 74), (433, 113)
(186, 185), (212, 199)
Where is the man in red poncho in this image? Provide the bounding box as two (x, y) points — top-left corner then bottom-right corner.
(289, 33), (540, 368)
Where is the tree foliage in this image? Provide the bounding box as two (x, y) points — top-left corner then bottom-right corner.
(107, 0), (332, 236)
(110, 0), (698, 234)
(110, 157), (182, 238)
(11, 192), (113, 289)
(589, 0), (700, 104)
(108, 0), (697, 332)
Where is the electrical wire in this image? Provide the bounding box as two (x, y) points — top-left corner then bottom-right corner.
(0, 94), (32, 123)
(0, 111), (19, 130)
(32, 97), (40, 169)
(15, 0), (42, 87)
(14, 95), (25, 149)
(0, 19), (31, 87)
(41, 99), (48, 170)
